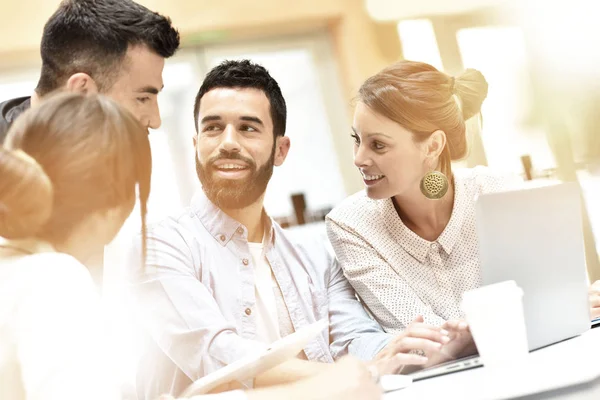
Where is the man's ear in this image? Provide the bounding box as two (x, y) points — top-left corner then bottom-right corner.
(65, 73), (99, 94)
(273, 136), (291, 167)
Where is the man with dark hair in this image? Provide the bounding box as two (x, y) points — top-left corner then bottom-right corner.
(131, 60), (432, 399)
(0, 0), (180, 141)
(193, 60), (288, 211)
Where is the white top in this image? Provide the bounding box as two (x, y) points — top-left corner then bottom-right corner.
(0, 241), (118, 400)
(248, 242), (281, 344)
(0, 239), (248, 400)
(326, 167), (521, 333)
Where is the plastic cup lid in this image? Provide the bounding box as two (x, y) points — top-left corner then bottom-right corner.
(462, 280), (523, 306)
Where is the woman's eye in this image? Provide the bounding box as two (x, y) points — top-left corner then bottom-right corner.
(373, 141), (385, 150)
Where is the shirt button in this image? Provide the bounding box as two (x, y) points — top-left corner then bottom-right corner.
(242, 258), (249, 266)
(431, 243), (438, 250)
(219, 234), (226, 242)
(237, 227), (244, 235)
(245, 308), (252, 316)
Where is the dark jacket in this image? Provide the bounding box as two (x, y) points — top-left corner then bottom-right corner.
(0, 97), (31, 143)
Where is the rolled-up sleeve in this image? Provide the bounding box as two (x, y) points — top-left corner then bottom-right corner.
(129, 223), (266, 382)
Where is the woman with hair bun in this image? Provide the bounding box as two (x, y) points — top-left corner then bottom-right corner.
(0, 148), (53, 241)
(326, 61), (521, 369)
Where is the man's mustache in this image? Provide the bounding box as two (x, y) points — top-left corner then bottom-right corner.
(207, 151), (256, 169)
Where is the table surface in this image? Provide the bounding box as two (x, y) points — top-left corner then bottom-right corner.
(383, 327), (600, 400)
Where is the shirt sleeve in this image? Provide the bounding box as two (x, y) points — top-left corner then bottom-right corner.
(15, 254), (120, 400)
(326, 219), (446, 334)
(326, 254), (393, 361)
(129, 223), (266, 382)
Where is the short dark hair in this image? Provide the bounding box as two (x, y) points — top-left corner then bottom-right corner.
(193, 59), (287, 138)
(36, 0), (180, 96)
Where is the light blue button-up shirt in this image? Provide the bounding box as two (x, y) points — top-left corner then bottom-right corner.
(130, 190), (391, 398)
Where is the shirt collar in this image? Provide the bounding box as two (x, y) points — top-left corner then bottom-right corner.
(190, 189), (276, 247)
(0, 237), (55, 256)
(380, 199), (430, 263)
(6, 97), (31, 124)
(379, 176), (468, 262)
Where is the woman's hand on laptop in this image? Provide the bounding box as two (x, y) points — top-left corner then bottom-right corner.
(426, 319), (477, 366)
(589, 280), (600, 319)
(394, 319), (476, 370)
(442, 319), (469, 332)
(373, 315), (450, 373)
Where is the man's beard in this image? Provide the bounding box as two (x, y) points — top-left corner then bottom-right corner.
(196, 146), (275, 210)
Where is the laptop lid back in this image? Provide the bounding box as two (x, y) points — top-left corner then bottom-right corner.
(476, 182), (590, 350)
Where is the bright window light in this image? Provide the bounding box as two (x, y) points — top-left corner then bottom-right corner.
(456, 26), (555, 175)
(397, 19), (444, 71)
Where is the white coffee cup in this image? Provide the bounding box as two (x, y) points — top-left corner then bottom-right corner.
(461, 280), (529, 368)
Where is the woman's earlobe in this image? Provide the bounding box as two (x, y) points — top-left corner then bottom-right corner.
(428, 130), (447, 158)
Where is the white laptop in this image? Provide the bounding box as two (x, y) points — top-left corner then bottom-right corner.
(411, 182), (591, 381)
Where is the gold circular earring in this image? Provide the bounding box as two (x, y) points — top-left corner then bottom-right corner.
(420, 171), (449, 200)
